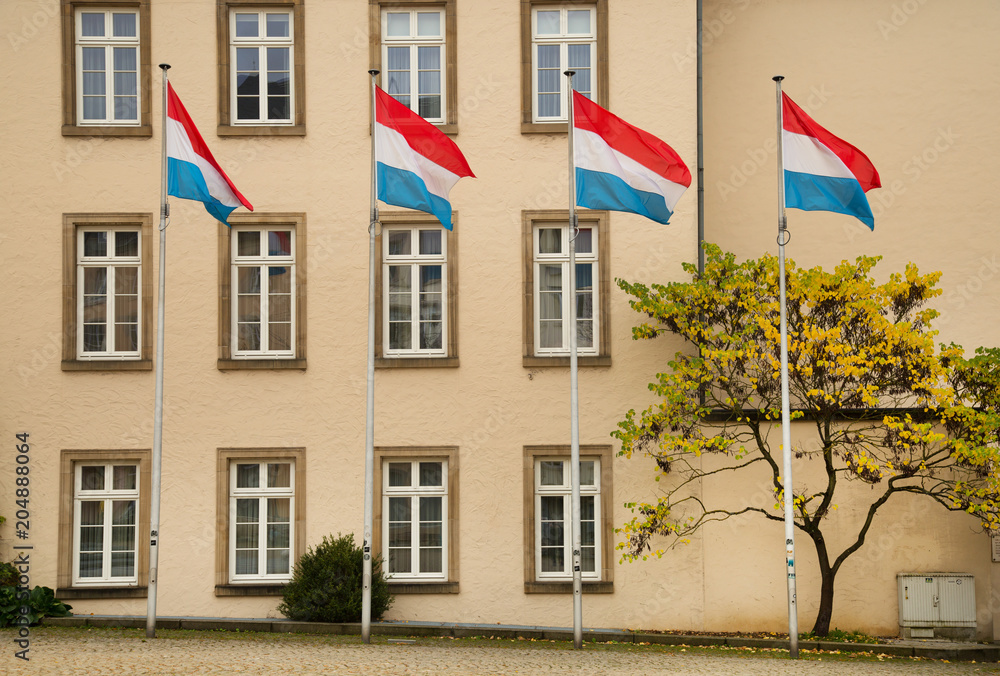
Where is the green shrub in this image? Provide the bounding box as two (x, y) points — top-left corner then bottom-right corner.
(278, 533), (393, 623)
(0, 585), (73, 627)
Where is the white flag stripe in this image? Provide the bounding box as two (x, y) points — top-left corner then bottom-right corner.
(782, 130), (854, 180)
(574, 128), (688, 210)
(375, 122), (462, 199)
(166, 118), (243, 208)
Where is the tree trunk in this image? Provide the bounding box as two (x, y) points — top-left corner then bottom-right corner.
(811, 563), (836, 636)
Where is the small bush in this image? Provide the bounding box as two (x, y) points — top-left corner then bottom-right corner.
(0, 585), (73, 627)
(278, 533), (393, 623)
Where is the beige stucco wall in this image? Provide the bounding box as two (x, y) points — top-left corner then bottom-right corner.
(0, 0), (997, 638)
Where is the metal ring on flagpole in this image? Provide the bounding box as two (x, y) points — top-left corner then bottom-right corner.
(777, 228), (790, 246)
(369, 220), (382, 237)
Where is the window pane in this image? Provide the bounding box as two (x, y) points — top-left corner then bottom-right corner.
(386, 12), (410, 37)
(388, 462), (411, 487)
(83, 324), (107, 352)
(84, 231), (108, 257)
(112, 500), (135, 527)
(235, 13), (259, 38)
(83, 96), (107, 121)
(236, 464), (259, 488)
(266, 13), (289, 38)
(114, 231), (138, 257)
(111, 525), (135, 553)
(389, 323), (412, 351)
(81, 466), (105, 491)
(236, 498), (259, 523)
(266, 549), (289, 575)
(238, 267), (261, 294)
(537, 228), (561, 254)
(112, 13), (136, 37)
(388, 549), (411, 573)
(536, 10), (560, 35)
(268, 95), (291, 121)
(236, 48), (259, 72)
(541, 547), (564, 573)
(417, 45), (441, 72)
(80, 500), (104, 526)
(267, 523), (290, 550)
(388, 231), (411, 256)
(267, 47), (289, 72)
(111, 551), (135, 577)
(539, 264), (562, 293)
(114, 96), (137, 121)
(419, 463), (442, 487)
(576, 264), (593, 293)
(237, 231), (259, 256)
(540, 521), (564, 548)
(389, 295), (411, 322)
(113, 465), (137, 490)
(81, 13), (105, 37)
(419, 548), (442, 573)
(267, 71), (290, 96)
(420, 322), (442, 350)
(575, 228), (592, 254)
(581, 495), (595, 522)
(235, 550), (257, 575)
(268, 290), (291, 322)
(268, 498), (290, 524)
(237, 95), (260, 121)
(580, 461), (595, 487)
(238, 75), (261, 102)
(83, 267), (107, 295)
(268, 266), (291, 294)
(416, 12), (440, 37)
(83, 71), (106, 97)
(540, 495), (564, 521)
(418, 94), (441, 120)
(389, 523), (411, 549)
(389, 496), (411, 523)
(267, 463), (291, 488)
(537, 44), (560, 70)
(114, 47), (136, 73)
(388, 266), (411, 295)
(235, 523), (258, 549)
(79, 525), (103, 553)
(268, 322), (291, 351)
(420, 266), (442, 296)
(540, 461), (563, 486)
(419, 496), (442, 523)
(418, 230), (441, 255)
(79, 552), (103, 578)
(238, 322), (261, 352)
(567, 10), (591, 34)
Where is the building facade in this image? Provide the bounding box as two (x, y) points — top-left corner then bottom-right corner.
(0, 0), (998, 638)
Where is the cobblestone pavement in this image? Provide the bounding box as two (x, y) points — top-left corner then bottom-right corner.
(3, 629), (1000, 675)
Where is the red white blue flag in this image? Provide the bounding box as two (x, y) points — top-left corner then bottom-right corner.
(573, 91), (691, 225)
(375, 87), (474, 230)
(781, 92), (880, 229)
(166, 83), (253, 225)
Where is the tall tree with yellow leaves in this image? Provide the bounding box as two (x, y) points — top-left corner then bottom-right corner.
(615, 244), (1000, 636)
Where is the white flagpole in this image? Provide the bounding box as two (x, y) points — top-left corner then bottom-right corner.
(361, 69), (380, 645)
(773, 74), (799, 659)
(146, 62), (170, 639)
(564, 70), (583, 650)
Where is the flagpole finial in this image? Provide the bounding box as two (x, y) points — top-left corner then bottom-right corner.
(159, 63), (170, 71)
(368, 69), (380, 76)
(564, 70), (576, 77)
(772, 75), (784, 82)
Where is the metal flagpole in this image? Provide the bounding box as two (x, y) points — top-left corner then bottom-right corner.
(564, 70), (583, 650)
(146, 62), (171, 639)
(362, 69), (380, 645)
(773, 75), (799, 659)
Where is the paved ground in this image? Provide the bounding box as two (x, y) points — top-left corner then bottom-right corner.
(2, 628), (1000, 675)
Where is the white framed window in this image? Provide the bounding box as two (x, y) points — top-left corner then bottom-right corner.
(532, 224), (598, 355)
(382, 226), (447, 357)
(76, 226), (142, 360)
(229, 460), (294, 582)
(381, 8), (446, 123)
(229, 9), (294, 124)
(231, 227), (295, 359)
(382, 459), (447, 580)
(75, 8), (140, 125)
(531, 6), (595, 122)
(73, 463), (139, 585)
(534, 457), (600, 581)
